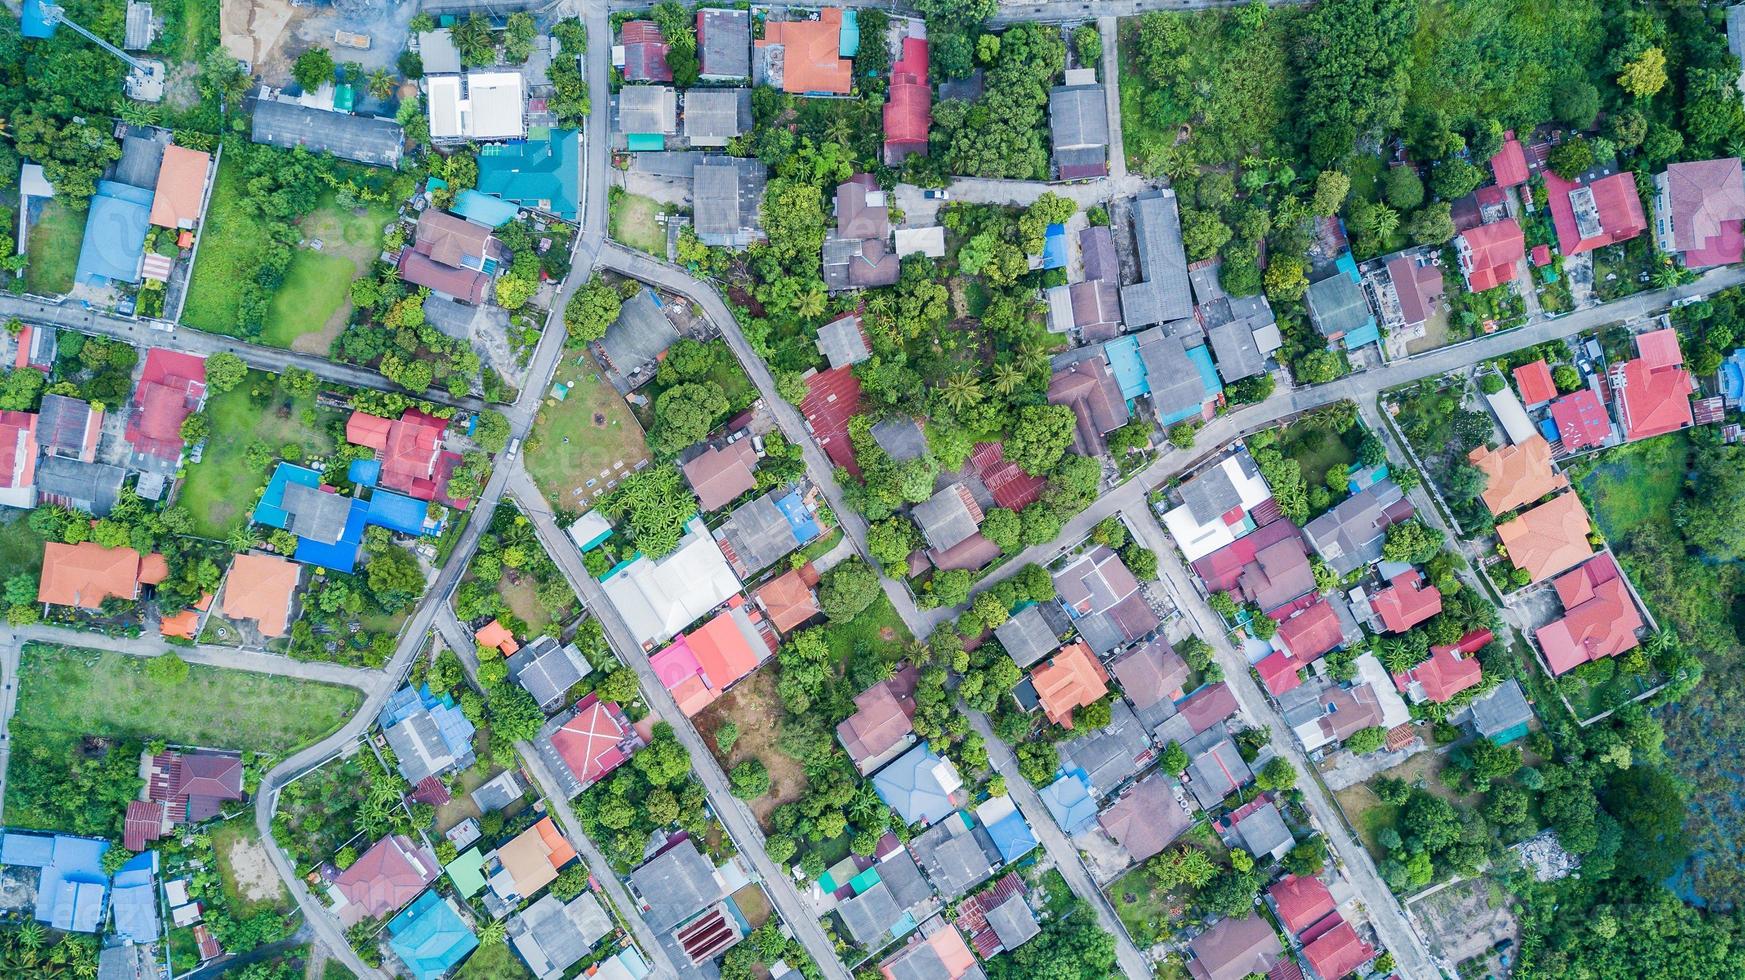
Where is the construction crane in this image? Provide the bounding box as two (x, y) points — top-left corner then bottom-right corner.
(21, 0), (165, 100)
(33, 0), (154, 72)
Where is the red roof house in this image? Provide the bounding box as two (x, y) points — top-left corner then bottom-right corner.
(1392, 629), (1490, 703)
(1455, 219), (1525, 292)
(757, 8), (853, 95)
(0, 410), (38, 502)
(548, 693), (635, 788)
(1301, 916), (1375, 980)
(1368, 570), (1443, 633)
(1255, 650), (1303, 696)
(132, 750), (248, 845)
(883, 37), (931, 164)
(1530, 244), (1553, 267)
(125, 349), (206, 464)
(1610, 330), (1695, 442)
(1490, 134), (1529, 188)
(1031, 640), (1109, 728)
(330, 834), (439, 926)
(1549, 389), (1611, 449)
(971, 441), (1046, 511)
(347, 409), (458, 502)
(1268, 874), (1336, 937)
(1513, 360), (1557, 407)
(1658, 157), (1745, 268)
(801, 366), (862, 476)
(619, 21), (673, 82)
(1272, 599), (1346, 662)
(1535, 554), (1643, 675)
(1546, 171), (1647, 255)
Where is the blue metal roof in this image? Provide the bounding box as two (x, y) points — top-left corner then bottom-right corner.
(453, 189), (522, 228)
(1039, 773), (1097, 836)
(1102, 336), (1149, 400)
(2, 832), (56, 867)
(1188, 343), (1222, 396)
(387, 890), (478, 980)
(111, 851), (159, 943)
(873, 742), (958, 826)
(22, 834), (110, 933)
(254, 462), (323, 529)
(365, 489), (429, 536)
(774, 490), (822, 544)
(348, 458), (382, 487)
(1341, 320), (1380, 349)
(1041, 223), (1068, 270)
(983, 810), (1038, 864)
(75, 181), (153, 286)
(294, 496), (368, 572)
(476, 130), (582, 221)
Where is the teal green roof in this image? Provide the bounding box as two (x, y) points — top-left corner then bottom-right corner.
(454, 189), (522, 228)
(477, 130), (581, 221)
(445, 848), (488, 897)
(626, 133), (667, 151)
(333, 84), (355, 112)
(387, 891), (478, 980)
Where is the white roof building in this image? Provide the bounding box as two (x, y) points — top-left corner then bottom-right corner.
(600, 518), (743, 648)
(429, 72), (527, 142)
(894, 226), (946, 258)
(1485, 385), (1537, 446)
(1163, 454), (1276, 561)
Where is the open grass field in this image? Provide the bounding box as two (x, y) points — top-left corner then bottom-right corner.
(261, 193), (395, 352)
(178, 369), (338, 538)
(24, 199), (85, 296)
(456, 941), (531, 979)
(210, 819), (291, 915)
(16, 643), (363, 754)
(1572, 430), (1690, 541)
(610, 190), (666, 255)
(525, 350), (652, 510)
(822, 593), (912, 665)
(0, 510), (51, 581)
(1277, 419), (1361, 494)
(182, 154), (263, 334)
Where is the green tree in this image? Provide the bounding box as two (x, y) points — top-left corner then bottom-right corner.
(1384, 166), (1425, 210)
(1617, 46), (1667, 99)
(1548, 138), (1596, 180)
(204, 353), (247, 393)
(144, 652), (189, 684)
(1382, 518), (1444, 564)
(729, 759), (770, 799)
(1255, 756), (1297, 791)
(292, 48), (336, 91)
(819, 559), (881, 621)
(565, 275), (622, 344)
(1160, 741), (1189, 774)
(1311, 170), (1351, 216)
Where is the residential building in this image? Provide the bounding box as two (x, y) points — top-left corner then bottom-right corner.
(1468, 436), (1569, 516)
(1514, 360), (1558, 407)
(0, 832), (109, 932)
(1468, 678), (1534, 744)
(956, 875), (1038, 957)
(387, 890), (478, 980)
(0, 410), (37, 509)
(110, 851), (158, 945)
(73, 180), (152, 287)
(1545, 170), (1647, 255)
(715, 486), (821, 576)
(618, 85), (678, 144)
(1120, 190), (1194, 327)
(1485, 382), (1538, 445)
(1280, 678), (1384, 752)
(1194, 519), (1316, 614)
(838, 665), (921, 774)
(1535, 553), (1643, 675)
(329, 834), (440, 926)
(147, 144), (209, 231)
(693, 156), (768, 248)
(1495, 493), (1594, 583)
(597, 287), (679, 383)
(346, 408), (460, 504)
(1267, 873), (1336, 937)
(484, 817), (576, 907)
(1610, 327), (1696, 442)
(824, 174), (899, 291)
(913, 483), (984, 554)
(1046, 355), (1130, 456)
(628, 838), (727, 933)
(757, 8), (853, 95)
(1224, 797), (1292, 861)
(378, 684), (476, 786)
(754, 562), (822, 634)
(873, 742), (963, 826)
(650, 601), (771, 715)
(618, 21), (672, 82)
(125, 751), (245, 850)
(683, 88), (750, 148)
(1654, 157), (1745, 267)
(1108, 637), (1190, 728)
(1302, 478), (1412, 575)
(1054, 545), (1159, 654)
(1306, 253), (1378, 348)
(398, 210), (500, 305)
(1048, 74), (1108, 179)
(36, 394), (102, 461)
(508, 635), (593, 711)
(1186, 912), (1282, 980)
(1038, 770), (1099, 834)
(1455, 219), (1525, 292)
(1301, 916), (1375, 980)
(1272, 596), (1353, 665)
(509, 892), (614, 979)
(1550, 388), (1613, 450)
(1030, 640), (1108, 729)
(250, 95), (405, 167)
(1097, 772), (1191, 862)
(877, 917), (984, 980)
(36, 456), (124, 517)
(428, 71), (526, 142)
(475, 130), (582, 221)
(1163, 451), (1279, 563)
(125, 348), (206, 485)
(1373, 252), (1446, 344)
(1367, 570), (1443, 634)
(1137, 327), (1222, 426)
(219, 552), (300, 637)
(681, 437), (759, 511)
(1182, 724), (1252, 809)
(1056, 699), (1152, 796)
(1490, 134), (1529, 187)
(696, 8), (752, 81)
(836, 853), (933, 949)
(884, 37), (931, 164)
(909, 812), (1000, 899)
(995, 601), (1071, 669)
(973, 794), (1037, 865)
(38, 541), (160, 609)
(1393, 629), (1490, 704)
(602, 517), (743, 648)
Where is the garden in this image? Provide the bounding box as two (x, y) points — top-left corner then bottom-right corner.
(160, 821), (297, 975)
(178, 367), (340, 540)
(452, 502), (582, 637)
(22, 198), (84, 297)
(259, 191), (398, 353)
(270, 745), (412, 875)
(523, 349), (652, 512)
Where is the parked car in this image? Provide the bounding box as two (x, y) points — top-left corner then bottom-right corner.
(923, 189), (951, 200)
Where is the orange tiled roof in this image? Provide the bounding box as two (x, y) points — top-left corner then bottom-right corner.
(1496, 493), (1593, 583)
(38, 541), (143, 609)
(476, 618), (519, 655)
(757, 8), (853, 94)
(220, 553), (301, 637)
(139, 552), (170, 586)
(755, 565), (821, 633)
(159, 607), (200, 639)
(1468, 437), (1570, 516)
(149, 145), (211, 229)
(1031, 640), (1109, 729)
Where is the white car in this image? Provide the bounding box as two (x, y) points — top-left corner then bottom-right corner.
(923, 189), (951, 200)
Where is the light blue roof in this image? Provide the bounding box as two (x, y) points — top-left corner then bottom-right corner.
(387, 890), (478, 980)
(294, 495), (367, 572)
(21, 0), (54, 38)
(1188, 343), (1222, 396)
(1039, 773), (1097, 836)
(982, 810), (1038, 864)
(1102, 336), (1149, 400)
(365, 489), (429, 536)
(16, 834), (111, 933)
(349, 458), (382, 487)
(775, 490), (822, 544)
(1041, 223), (1068, 270)
(839, 9), (859, 57)
(75, 181), (153, 286)
(477, 130), (582, 221)
(111, 851), (159, 943)
(1341, 320), (1380, 349)
(453, 189), (522, 228)
(1722, 349), (1745, 402)
(2, 832), (56, 867)
(253, 462), (323, 529)
(873, 742), (958, 827)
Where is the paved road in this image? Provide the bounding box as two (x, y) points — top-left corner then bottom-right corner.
(506, 473), (855, 980)
(430, 606), (681, 978)
(1128, 508), (1438, 978)
(1098, 17), (1127, 181)
(599, 0), (1300, 23)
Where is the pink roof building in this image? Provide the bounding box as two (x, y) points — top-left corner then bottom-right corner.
(1268, 874), (1336, 937)
(347, 409), (458, 502)
(1392, 629), (1490, 703)
(547, 693), (636, 788)
(1514, 360), (1557, 406)
(1535, 554), (1643, 675)
(1272, 599), (1346, 662)
(1490, 134), (1529, 188)
(1545, 171), (1647, 255)
(331, 834), (439, 926)
(1610, 330), (1695, 442)
(1302, 916), (1375, 980)
(1368, 570), (1443, 633)
(1549, 389), (1612, 449)
(1655, 157), (1745, 268)
(125, 349), (206, 464)
(883, 38), (931, 164)
(1455, 219), (1525, 292)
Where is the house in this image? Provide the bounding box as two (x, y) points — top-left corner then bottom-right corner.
(1226, 798), (1293, 860)
(1610, 327), (1696, 442)
(1280, 678), (1384, 752)
(909, 812), (1000, 899)
(874, 742), (963, 826)
(682, 438), (759, 511)
(38, 541), (157, 609)
(537, 687), (642, 795)
(1514, 360), (1558, 407)
(597, 287), (679, 384)
(1196, 519), (1316, 614)
(913, 483), (984, 554)
(329, 834), (440, 926)
(508, 635), (593, 710)
(693, 156), (768, 248)
(126, 750), (245, 850)
(824, 174), (899, 291)
(1550, 388), (1613, 450)
(0, 832), (109, 932)
(816, 312), (873, 368)
(0, 411), (37, 509)
(956, 875), (1039, 957)
(1495, 493), (1594, 583)
(1108, 637), (1190, 728)
(485, 817), (576, 906)
(1163, 451), (1279, 563)
(1182, 724), (1252, 809)
(1654, 157), (1745, 267)
(602, 517), (742, 647)
(1379, 253), (1447, 340)
(755, 562), (822, 633)
(398, 210), (499, 304)
(1273, 596), (1351, 664)
(838, 665), (921, 774)
(628, 838), (726, 932)
(1393, 629), (1490, 704)
(973, 794), (1037, 865)
(683, 87), (750, 148)
(1468, 678), (1534, 744)
(1455, 219), (1525, 291)
(618, 21), (672, 82)
(1121, 190), (1194, 327)
(1137, 328), (1222, 426)
(671, 900), (747, 966)
(428, 71), (526, 142)
(477, 619), (520, 656)
(347, 409), (459, 503)
(1054, 545), (1159, 654)
(1186, 912), (1281, 980)
(1545, 170), (1647, 255)
(696, 8), (752, 80)
(757, 8), (853, 95)
(1097, 772), (1191, 862)
(1367, 570), (1443, 633)
(1490, 134), (1529, 187)
(36, 394), (102, 462)
(250, 94), (404, 167)
(1057, 699), (1152, 796)
(618, 85), (678, 143)
(1306, 254), (1378, 348)
(145, 144), (210, 234)
(1301, 916), (1375, 980)
(877, 918), (984, 980)
(1268, 874), (1336, 937)
(872, 415), (928, 462)
(110, 851), (159, 945)
(387, 890), (478, 980)
(1047, 356), (1130, 456)
(125, 348), (206, 481)
(1030, 641), (1108, 729)
(37, 457), (125, 517)
(219, 552), (300, 637)
(509, 892), (614, 979)
(884, 37), (931, 164)
(73, 180), (153, 287)
(995, 601), (1071, 669)
(1535, 553), (1643, 675)
(1170, 682), (1240, 741)
(475, 129), (582, 221)
(1469, 436), (1569, 516)
(1049, 75), (1108, 179)
(715, 487), (820, 576)
(379, 685), (476, 786)
(1302, 479), (1412, 575)
(650, 601), (770, 715)
(836, 867), (923, 949)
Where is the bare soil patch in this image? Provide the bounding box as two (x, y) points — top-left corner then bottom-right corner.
(693, 667), (807, 830)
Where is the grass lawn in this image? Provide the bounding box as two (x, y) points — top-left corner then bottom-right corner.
(24, 199), (85, 297)
(167, 926), (200, 976)
(260, 193), (395, 352)
(526, 350), (652, 510)
(610, 190), (666, 255)
(0, 510), (51, 582)
(182, 154), (265, 335)
(456, 941), (532, 979)
(1277, 420), (1361, 499)
(1116, 26), (1185, 173)
(731, 882), (772, 928)
(210, 819), (291, 915)
(178, 369), (339, 538)
(822, 593), (912, 664)
(1571, 431), (1690, 541)
(16, 643), (363, 754)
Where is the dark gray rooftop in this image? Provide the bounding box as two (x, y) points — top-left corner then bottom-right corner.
(913, 485), (979, 552)
(983, 893), (1040, 952)
(909, 819), (998, 900)
(598, 288), (679, 377)
(250, 98), (405, 168)
(1121, 191), (1194, 326)
(717, 490), (802, 574)
(693, 156), (767, 248)
(995, 603), (1066, 669)
(1056, 700), (1150, 798)
(1469, 678), (1533, 738)
(509, 636), (593, 710)
(1302, 478), (1407, 575)
(698, 8), (752, 79)
(1206, 318), (1266, 382)
(1307, 270), (1374, 338)
(1137, 328), (1206, 423)
(1177, 453), (1253, 525)
(838, 880), (903, 947)
(683, 88), (751, 146)
(282, 481), (352, 545)
(816, 314), (872, 370)
(36, 456), (125, 517)
(630, 839), (723, 932)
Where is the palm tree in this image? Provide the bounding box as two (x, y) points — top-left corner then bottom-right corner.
(938, 372), (982, 413)
(368, 68), (396, 100)
(825, 115), (853, 147)
(1644, 629), (1679, 660)
(796, 286), (826, 319)
(1378, 635), (1418, 674)
(1015, 341), (1050, 376)
(991, 362), (1024, 396)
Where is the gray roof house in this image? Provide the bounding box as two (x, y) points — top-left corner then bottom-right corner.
(1302, 478), (1412, 575)
(1121, 190), (1194, 327)
(682, 88), (750, 147)
(470, 770), (526, 813)
(618, 85), (679, 137)
(1048, 81), (1109, 180)
(250, 96), (405, 168)
(36, 456), (126, 517)
(816, 313), (871, 369)
(1056, 699), (1152, 798)
(870, 416), (928, 462)
(1098, 772), (1193, 862)
(994, 601), (1070, 668)
(1206, 318), (1266, 382)
(913, 484), (983, 552)
(693, 156), (768, 249)
(37, 394), (97, 459)
(1178, 451), (1260, 525)
(697, 8), (752, 80)
(1468, 678), (1533, 742)
(838, 880), (904, 948)
(824, 175), (899, 291)
(909, 813), (1000, 899)
(382, 708), (469, 786)
(1307, 269), (1374, 339)
(1108, 637), (1191, 729)
(281, 482), (353, 545)
(1187, 912), (1281, 980)
(509, 636), (594, 711)
(873, 742), (963, 827)
(628, 839), (724, 932)
(1230, 800), (1294, 861)
(509, 892), (613, 979)
(715, 489), (804, 576)
(1184, 724), (1252, 810)
(597, 288), (679, 381)
(1137, 327), (1206, 425)
(983, 891), (1040, 952)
